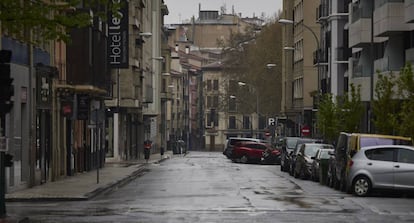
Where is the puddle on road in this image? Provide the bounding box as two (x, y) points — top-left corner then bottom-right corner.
(272, 196), (312, 208)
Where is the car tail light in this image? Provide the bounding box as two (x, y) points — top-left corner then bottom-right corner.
(348, 160), (354, 167)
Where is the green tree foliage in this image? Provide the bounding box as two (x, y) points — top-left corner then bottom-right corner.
(340, 84), (363, 133)
(221, 20), (282, 117)
(317, 85), (363, 142)
(316, 94), (340, 144)
(372, 72), (398, 135)
(0, 0), (119, 43)
(396, 63), (414, 139)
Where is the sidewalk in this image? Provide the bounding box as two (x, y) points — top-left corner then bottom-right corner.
(5, 151), (173, 202)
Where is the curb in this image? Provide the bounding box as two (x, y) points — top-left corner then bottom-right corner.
(6, 155), (171, 202)
(84, 165), (147, 199)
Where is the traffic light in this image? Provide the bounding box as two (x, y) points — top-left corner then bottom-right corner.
(0, 50), (13, 115)
(4, 154), (13, 167)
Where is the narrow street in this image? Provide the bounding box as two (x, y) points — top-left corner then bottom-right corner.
(7, 151), (414, 223)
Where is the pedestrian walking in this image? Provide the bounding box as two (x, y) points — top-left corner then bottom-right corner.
(144, 140), (152, 163)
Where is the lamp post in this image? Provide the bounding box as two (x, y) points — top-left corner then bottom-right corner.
(279, 18), (320, 91)
(279, 18), (320, 137)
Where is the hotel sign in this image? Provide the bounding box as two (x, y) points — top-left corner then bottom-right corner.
(107, 0), (129, 68)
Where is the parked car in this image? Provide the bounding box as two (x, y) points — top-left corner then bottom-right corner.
(347, 145), (414, 197)
(310, 147), (334, 182)
(328, 132), (412, 191)
(289, 143), (303, 176)
(261, 146), (281, 164)
(280, 137), (322, 173)
(223, 137), (262, 159)
(231, 141), (270, 164)
(294, 143), (334, 179)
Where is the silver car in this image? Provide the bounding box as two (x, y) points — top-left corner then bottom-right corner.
(347, 145), (414, 196)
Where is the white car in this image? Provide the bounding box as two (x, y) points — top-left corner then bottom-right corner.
(347, 145), (414, 196)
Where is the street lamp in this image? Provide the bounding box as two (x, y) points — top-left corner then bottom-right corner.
(279, 18), (321, 137)
(139, 32), (153, 38)
(278, 18), (320, 86)
(237, 81), (259, 137)
(283, 47), (295, 51)
(266, 63), (277, 69)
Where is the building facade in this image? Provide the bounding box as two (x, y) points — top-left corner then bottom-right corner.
(0, 0), (168, 194)
(349, 0), (414, 132)
(281, 0), (321, 137)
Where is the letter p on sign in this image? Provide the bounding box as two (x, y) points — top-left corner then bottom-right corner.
(268, 118), (276, 126)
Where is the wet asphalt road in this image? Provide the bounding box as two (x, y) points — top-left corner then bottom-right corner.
(7, 151), (414, 222)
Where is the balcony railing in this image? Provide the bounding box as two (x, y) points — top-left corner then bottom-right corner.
(313, 49), (328, 65)
(316, 4), (329, 22)
(374, 57), (390, 73)
(351, 5), (372, 23)
(376, 0), (404, 8)
(353, 64), (363, 77)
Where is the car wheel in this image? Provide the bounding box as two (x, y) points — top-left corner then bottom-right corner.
(352, 176), (371, 197)
(280, 164), (284, 172)
(240, 155), (248, 164)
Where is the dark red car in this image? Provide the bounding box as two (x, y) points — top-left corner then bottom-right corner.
(231, 141), (271, 164)
(261, 147), (281, 164)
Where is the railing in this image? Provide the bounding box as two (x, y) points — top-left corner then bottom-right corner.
(351, 7), (372, 23)
(374, 57), (389, 73)
(316, 4), (329, 22)
(353, 63), (363, 77)
(376, 0), (404, 8)
(313, 49), (327, 65)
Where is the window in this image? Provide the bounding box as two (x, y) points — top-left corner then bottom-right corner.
(360, 137), (412, 147)
(206, 96), (212, 108)
(213, 79), (219, 90)
(207, 109), (218, 127)
(229, 116), (236, 129)
(206, 80), (212, 91)
(207, 95), (218, 108)
(398, 149), (414, 164)
(213, 95), (219, 107)
(229, 98), (236, 112)
(365, 148), (394, 162)
(243, 116), (250, 129)
(293, 78), (303, 99)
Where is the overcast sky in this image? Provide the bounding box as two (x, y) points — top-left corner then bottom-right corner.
(164, 0), (283, 24)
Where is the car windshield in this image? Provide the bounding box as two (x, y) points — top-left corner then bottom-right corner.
(319, 149), (332, 159)
(286, 138), (299, 149)
(304, 145), (322, 157)
(360, 137), (413, 147)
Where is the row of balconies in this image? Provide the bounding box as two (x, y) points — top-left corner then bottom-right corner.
(350, 0), (414, 47)
(351, 46), (414, 77)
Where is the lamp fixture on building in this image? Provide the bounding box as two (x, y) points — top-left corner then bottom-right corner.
(266, 63), (277, 69)
(139, 32), (152, 38)
(152, 56), (164, 61)
(283, 47), (295, 51)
